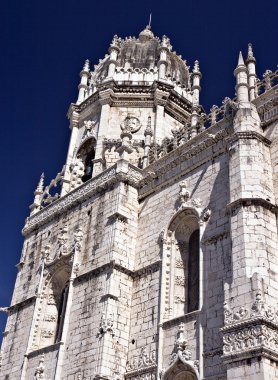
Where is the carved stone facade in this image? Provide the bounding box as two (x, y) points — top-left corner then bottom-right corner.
(1, 26), (278, 380)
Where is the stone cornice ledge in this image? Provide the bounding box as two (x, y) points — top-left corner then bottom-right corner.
(227, 198), (278, 213)
(228, 130), (271, 146)
(23, 161), (143, 236)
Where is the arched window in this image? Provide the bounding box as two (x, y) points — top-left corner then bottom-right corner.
(37, 266), (71, 349)
(163, 210), (200, 319)
(75, 138), (96, 183)
(55, 281), (69, 342)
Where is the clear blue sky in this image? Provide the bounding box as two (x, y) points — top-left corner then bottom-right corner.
(0, 0), (277, 341)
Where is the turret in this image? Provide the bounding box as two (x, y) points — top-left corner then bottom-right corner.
(246, 43), (257, 101)
(234, 51), (249, 105)
(192, 60), (202, 107)
(107, 35), (120, 79)
(76, 59), (90, 105)
(158, 35), (171, 80)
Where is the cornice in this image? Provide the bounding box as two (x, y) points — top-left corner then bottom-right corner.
(8, 296), (36, 313)
(227, 130), (271, 146)
(27, 342), (63, 358)
(162, 310), (200, 329)
(74, 260), (161, 284)
(227, 198), (278, 214)
(23, 162), (143, 236)
(70, 81), (193, 123)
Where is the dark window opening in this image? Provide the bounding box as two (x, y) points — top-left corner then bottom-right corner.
(188, 229), (199, 312)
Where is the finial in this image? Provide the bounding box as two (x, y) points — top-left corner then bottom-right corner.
(246, 43), (256, 63)
(148, 13), (152, 29)
(83, 59), (90, 72)
(237, 51), (245, 66)
(193, 60), (200, 73)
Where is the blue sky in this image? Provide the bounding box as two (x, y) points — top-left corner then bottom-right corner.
(0, 0), (277, 341)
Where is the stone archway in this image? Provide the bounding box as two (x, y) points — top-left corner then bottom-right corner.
(163, 357), (199, 380)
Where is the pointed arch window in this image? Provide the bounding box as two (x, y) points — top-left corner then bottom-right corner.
(163, 210), (200, 319)
(36, 266), (71, 349)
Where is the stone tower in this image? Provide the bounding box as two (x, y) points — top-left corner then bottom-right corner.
(1, 26), (278, 380)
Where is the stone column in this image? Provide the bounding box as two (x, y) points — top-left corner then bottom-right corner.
(61, 107), (80, 196)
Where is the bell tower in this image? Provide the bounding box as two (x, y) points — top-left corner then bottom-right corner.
(1, 26), (278, 380)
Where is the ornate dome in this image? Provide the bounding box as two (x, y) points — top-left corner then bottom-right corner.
(91, 26), (190, 87)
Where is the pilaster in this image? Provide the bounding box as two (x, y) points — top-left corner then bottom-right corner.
(93, 89), (113, 175)
(225, 103), (278, 379)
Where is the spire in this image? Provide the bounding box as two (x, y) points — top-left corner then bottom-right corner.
(237, 51), (245, 66)
(35, 173), (44, 194)
(234, 51), (249, 104)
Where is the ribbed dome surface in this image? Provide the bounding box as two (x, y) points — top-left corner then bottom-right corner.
(92, 27), (190, 87)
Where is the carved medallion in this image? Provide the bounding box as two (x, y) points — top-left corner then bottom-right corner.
(121, 116), (141, 133)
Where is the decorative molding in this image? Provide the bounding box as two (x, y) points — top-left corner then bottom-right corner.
(203, 231), (230, 245)
(127, 346), (156, 372)
(34, 354), (46, 380)
(74, 260), (161, 286)
(221, 291), (278, 362)
(162, 310), (199, 329)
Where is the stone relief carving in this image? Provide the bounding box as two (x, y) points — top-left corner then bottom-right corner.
(34, 354), (46, 380)
(82, 120), (97, 140)
(175, 276), (186, 286)
(127, 345), (156, 372)
(74, 226), (84, 253)
(121, 115), (141, 133)
(70, 158), (85, 190)
(223, 324), (278, 355)
(177, 181), (208, 217)
(56, 225), (69, 258)
(224, 291), (278, 326)
(222, 291), (278, 358)
(99, 312), (114, 335)
(167, 323), (199, 372)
